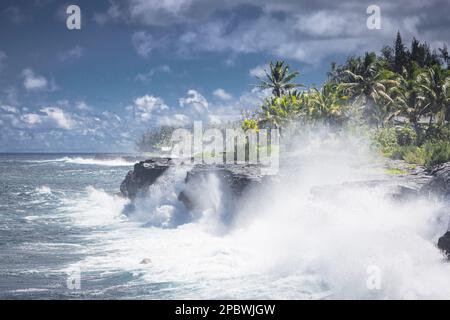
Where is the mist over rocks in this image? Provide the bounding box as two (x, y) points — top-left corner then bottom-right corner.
(120, 157), (450, 206)
(426, 163), (450, 256)
(438, 232), (450, 257)
(120, 157), (270, 205)
(120, 158), (174, 198)
(177, 163), (273, 222)
(120, 157), (280, 229)
(120, 156), (450, 256)
(423, 163), (450, 200)
(311, 159), (450, 202)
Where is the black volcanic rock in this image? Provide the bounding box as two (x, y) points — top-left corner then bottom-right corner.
(120, 158), (267, 203)
(120, 158), (173, 198)
(120, 158), (450, 253)
(438, 231), (450, 257)
(121, 158), (450, 204)
(423, 162), (450, 200)
(184, 164), (263, 195)
(425, 163), (450, 257)
(177, 164), (266, 213)
(120, 157), (273, 228)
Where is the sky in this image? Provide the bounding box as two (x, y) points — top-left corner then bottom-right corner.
(0, 0), (448, 152)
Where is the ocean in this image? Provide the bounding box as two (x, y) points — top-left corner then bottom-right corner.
(1, 149), (450, 299)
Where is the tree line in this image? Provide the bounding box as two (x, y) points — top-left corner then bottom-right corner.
(243, 32), (450, 166)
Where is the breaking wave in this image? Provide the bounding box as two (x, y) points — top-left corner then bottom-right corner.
(62, 157), (135, 166)
(61, 133), (450, 299)
(26, 156), (136, 166)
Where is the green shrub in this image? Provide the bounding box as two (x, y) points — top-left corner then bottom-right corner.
(372, 126), (450, 167)
(242, 118), (259, 132)
(374, 127), (398, 156)
(395, 125), (417, 146)
(402, 146), (426, 165)
(418, 124), (450, 145)
(431, 125), (450, 142)
(373, 125), (419, 156)
(389, 145), (405, 160)
(424, 141), (450, 167)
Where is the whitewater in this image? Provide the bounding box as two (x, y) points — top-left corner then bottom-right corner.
(1, 138), (450, 299)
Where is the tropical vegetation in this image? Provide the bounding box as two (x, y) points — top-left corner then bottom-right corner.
(243, 31), (450, 167)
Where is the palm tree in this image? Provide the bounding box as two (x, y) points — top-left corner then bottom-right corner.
(256, 61), (303, 97)
(259, 94), (301, 129)
(307, 83), (350, 125)
(339, 53), (399, 126)
(389, 65), (426, 128)
(417, 65), (450, 126)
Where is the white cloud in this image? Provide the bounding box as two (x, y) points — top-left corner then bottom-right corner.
(174, 5), (441, 64)
(92, 0), (449, 65)
(237, 87), (271, 108)
(21, 113), (42, 126)
(156, 113), (190, 127)
(128, 94), (169, 121)
(213, 88), (233, 101)
(176, 13), (378, 64)
(22, 68), (51, 91)
(206, 87), (270, 124)
(0, 105), (18, 114)
(0, 99), (133, 151)
(124, 90), (216, 127)
(0, 87), (266, 151)
(132, 31), (155, 57)
(177, 87), (269, 125)
(9, 106), (75, 130)
(179, 89), (209, 113)
(294, 11), (360, 37)
(179, 89), (239, 125)
(125, 89), (248, 127)
(102, 111), (122, 123)
(249, 64), (267, 78)
(40, 107), (75, 130)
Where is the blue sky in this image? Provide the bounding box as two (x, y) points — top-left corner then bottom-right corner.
(0, 0), (448, 152)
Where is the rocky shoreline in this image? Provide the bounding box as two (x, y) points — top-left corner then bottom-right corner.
(120, 158), (450, 255)
(120, 158), (270, 213)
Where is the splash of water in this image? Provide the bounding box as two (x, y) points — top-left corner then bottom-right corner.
(64, 131), (450, 299)
(126, 166), (193, 228)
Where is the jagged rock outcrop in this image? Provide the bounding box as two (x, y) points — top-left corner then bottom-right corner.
(333, 161), (450, 201)
(121, 158), (450, 204)
(120, 158), (173, 198)
(423, 162), (450, 200)
(120, 158), (267, 204)
(177, 164), (266, 212)
(426, 163), (450, 257)
(120, 158), (450, 255)
(310, 161), (433, 202)
(120, 158), (269, 227)
(438, 232), (450, 257)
